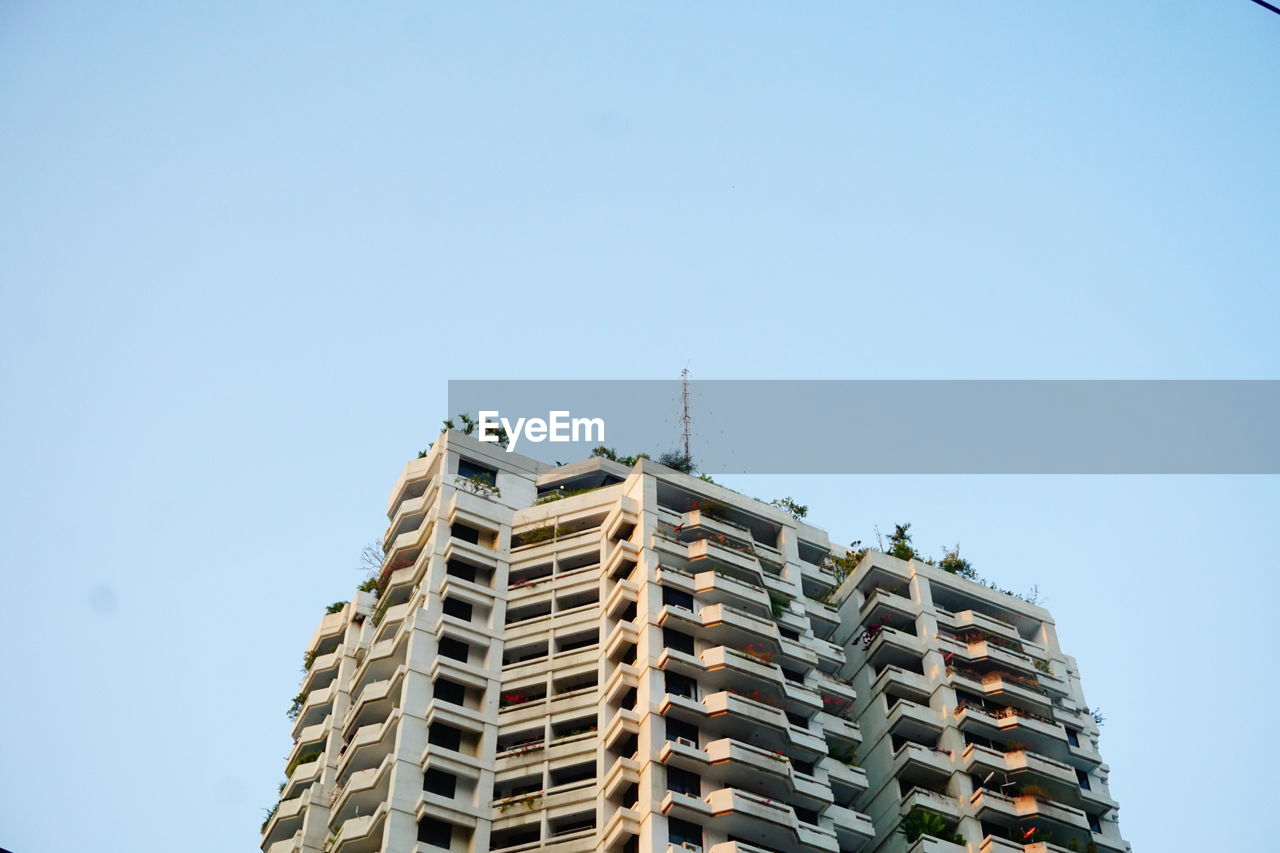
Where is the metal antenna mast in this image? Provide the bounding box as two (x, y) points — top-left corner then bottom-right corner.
(680, 368), (692, 463)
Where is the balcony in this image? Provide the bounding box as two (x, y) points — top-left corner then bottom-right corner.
(970, 788), (1090, 832)
(901, 787), (962, 822)
(264, 831), (303, 853)
(865, 627), (927, 669)
(804, 597), (840, 637)
(331, 753), (393, 825)
(826, 760), (869, 805)
(954, 704), (1068, 753)
(871, 665), (932, 704)
(887, 699), (944, 741)
(694, 569), (771, 614)
(892, 741), (954, 781)
(825, 802), (876, 849)
(337, 708), (401, 784)
(262, 786), (312, 847)
(963, 743), (1078, 789)
(329, 801), (387, 853)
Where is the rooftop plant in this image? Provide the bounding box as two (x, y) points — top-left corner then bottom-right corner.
(769, 496), (808, 519)
(324, 601), (346, 615)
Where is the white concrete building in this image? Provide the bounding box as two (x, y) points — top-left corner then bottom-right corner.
(261, 431), (1126, 853)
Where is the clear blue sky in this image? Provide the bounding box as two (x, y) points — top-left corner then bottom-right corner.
(2, 3), (1276, 851)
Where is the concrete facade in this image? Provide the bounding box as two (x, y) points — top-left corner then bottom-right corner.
(261, 431), (1127, 853)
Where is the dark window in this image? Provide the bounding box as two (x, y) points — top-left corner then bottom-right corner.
(451, 523), (481, 545)
(442, 597), (473, 621)
(424, 768), (457, 797)
(666, 672), (697, 699)
(438, 636), (469, 663)
(418, 816), (453, 848)
(792, 758), (815, 775)
(551, 762), (595, 786)
(457, 458), (497, 485)
(1066, 727), (1080, 747)
(428, 722), (462, 751)
(1076, 769), (1092, 790)
(666, 717), (699, 745)
(668, 817), (703, 847)
(663, 628), (695, 655)
(434, 678), (466, 706)
(782, 667), (805, 684)
(785, 711), (808, 728)
(666, 766), (701, 797)
(1089, 815), (1102, 834)
(446, 559), (477, 583)
(779, 627), (800, 641)
(662, 587), (695, 610)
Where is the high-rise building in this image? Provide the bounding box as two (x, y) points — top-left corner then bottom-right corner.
(261, 431), (1127, 853)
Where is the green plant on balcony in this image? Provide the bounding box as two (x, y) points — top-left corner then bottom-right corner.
(1033, 658), (1052, 674)
(513, 524), (555, 547)
(769, 593), (789, 619)
(285, 748), (323, 777)
(370, 597), (391, 627)
(324, 600), (346, 615)
(535, 485), (601, 504)
(1066, 841), (1100, 853)
(302, 649), (317, 672)
(896, 806), (964, 844)
(827, 744), (859, 766)
(590, 445), (651, 466)
(1017, 783), (1053, 801)
(356, 576), (379, 593)
(287, 690), (308, 721)
(455, 473), (501, 499)
(260, 801), (278, 833)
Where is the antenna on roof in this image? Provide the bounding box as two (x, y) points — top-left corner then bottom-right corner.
(680, 367), (692, 464)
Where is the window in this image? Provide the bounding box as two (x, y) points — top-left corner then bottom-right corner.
(1076, 768), (1092, 790)
(450, 522), (481, 545)
(666, 766), (700, 797)
(424, 768), (457, 798)
(442, 597), (473, 621)
(663, 628), (695, 655)
(438, 636), (470, 663)
(666, 718), (699, 745)
(446, 559), (477, 583)
(666, 672), (697, 699)
(1065, 727), (1080, 747)
(457, 457), (497, 485)
(1088, 815), (1102, 834)
(428, 723), (462, 751)
(662, 587), (695, 610)
(418, 816), (453, 849)
(433, 678), (466, 706)
(668, 817), (703, 847)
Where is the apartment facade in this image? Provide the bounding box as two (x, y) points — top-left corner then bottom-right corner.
(261, 431), (1126, 853)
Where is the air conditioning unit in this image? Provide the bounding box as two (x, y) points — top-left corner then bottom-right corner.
(674, 737), (697, 749)
(679, 843), (703, 853)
